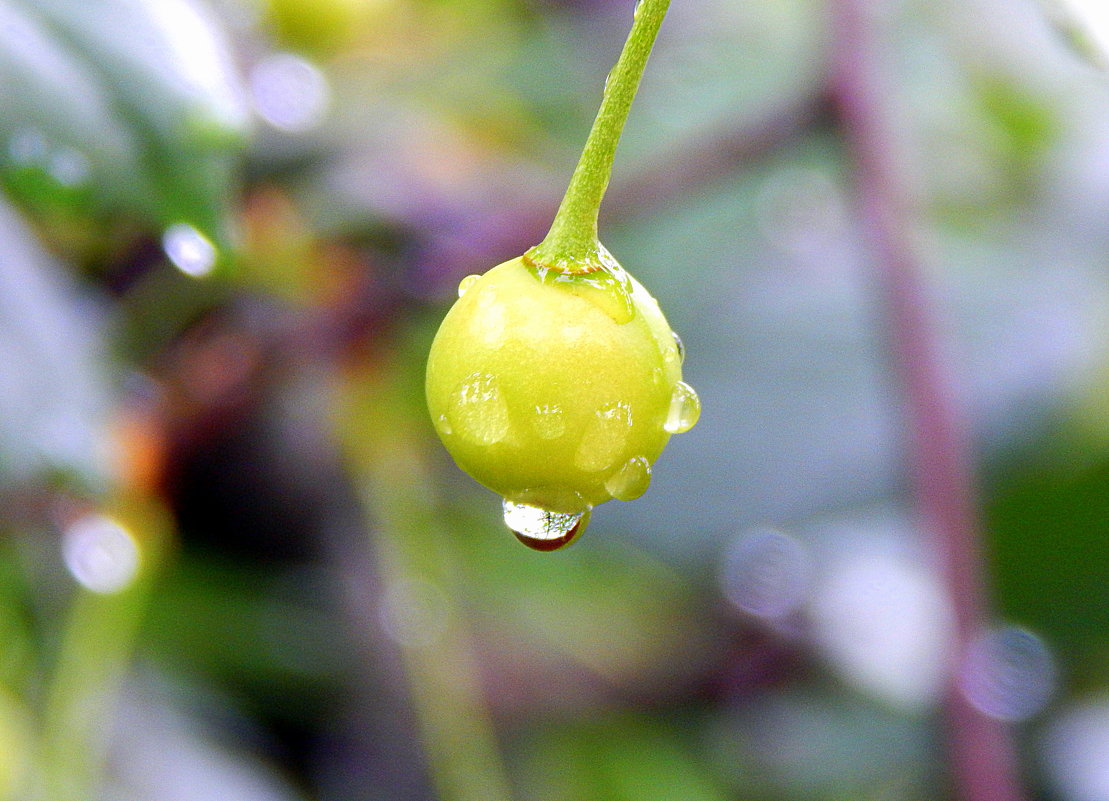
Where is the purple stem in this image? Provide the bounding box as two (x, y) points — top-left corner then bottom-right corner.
(830, 2), (1024, 800)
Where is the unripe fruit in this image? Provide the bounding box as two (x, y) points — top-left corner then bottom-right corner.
(426, 254), (699, 549)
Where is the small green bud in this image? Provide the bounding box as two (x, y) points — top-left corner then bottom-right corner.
(426, 253), (699, 549)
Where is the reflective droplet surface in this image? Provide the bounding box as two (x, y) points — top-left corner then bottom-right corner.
(959, 626), (1056, 722)
(532, 403), (566, 439)
(503, 499), (589, 551)
(163, 223), (217, 278)
(672, 331), (685, 364)
(448, 373), (511, 445)
(47, 148), (90, 187)
(604, 455), (652, 501)
(664, 380), (701, 433)
(575, 401), (633, 472)
(250, 52), (330, 133)
(720, 528), (812, 620)
(525, 257), (635, 324)
(63, 514), (140, 594)
(457, 274), (481, 298)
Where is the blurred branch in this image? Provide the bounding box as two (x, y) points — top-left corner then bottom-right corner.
(337, 359), (515, 801)
(39, 495), (171, 801)
(830, 2), (1025, 801)
(606, 92), (825, 221)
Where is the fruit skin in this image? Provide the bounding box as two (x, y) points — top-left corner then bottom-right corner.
(426, 255), (684, 514)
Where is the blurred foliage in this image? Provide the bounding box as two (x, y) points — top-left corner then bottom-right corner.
(0, 0), (1107, 800)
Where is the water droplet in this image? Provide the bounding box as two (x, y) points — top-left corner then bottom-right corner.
(472, 283), (507, 344)
(457, 274), (481, 298)
(575, 401), (632, 472)
(720, 528), (811, 620)
(664, 381), (700, 433)
(672, 331), (685, 364)
(249, 52), (330, 133)
(62, 514), (140, 594)
(448, 372), (511, 445)
(633, 0), (643, 17)
(436, 413), (453, 435)
(526, 253), (635, 324)
(163, 224), (217, 278)
(532, 403), (566, 439)
(47, 148), (90, 187)
(959, 626), (1056, 722)
(503, 499), (589, 551)
(1041, 698), (1109, 801)
(604, 456), (652, 501)
(809, 541), (954, 710)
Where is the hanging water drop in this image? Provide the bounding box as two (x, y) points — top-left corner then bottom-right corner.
(457, 274), (481, 298)
(163, 223), (217, 278)
(664, 380), (700, 434)
(532, 403), (566, 440)
(503, 499), (589, 551)
(62, 513), (140, 594)
(47, 148), (90, 187)
(575, 401), (633, 472)
(604, 456), (652, 501)
(449, 372), (511, 445)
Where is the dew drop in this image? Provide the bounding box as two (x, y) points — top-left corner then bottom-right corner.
(457, 274), (481, 298)
(527, 258), (634, 324)
(959, 626), (1056, 722)
(47, 148), (90, 187)
(62, 513), (140, 594)
(532, 403), (566, 439)
(448, 373), (511, 445)
(163, 223), (217, 278)
(503, 499), (589, 551)
(604, 456), (652, 501)
(672, 331), (685, 364)
(250, 52), (330, 133)
(664, 381), (701, 434)
(720, 528), (812, 620)
(633, 0), (643, 17)
(436, 413), (453, 435)
(575, 401), (632, 472)
(472, 284), (507, 344)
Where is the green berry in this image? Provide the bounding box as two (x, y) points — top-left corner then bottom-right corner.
(426, 253), (699, 549)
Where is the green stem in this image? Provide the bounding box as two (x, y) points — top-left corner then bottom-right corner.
(39, 496), (169, 801)
(526, 0), (671, 273)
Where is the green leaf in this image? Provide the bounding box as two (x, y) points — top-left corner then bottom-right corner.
(0, 2), (148, 211)
(1, 0), (249, 252)
(0, 198), (111, 490)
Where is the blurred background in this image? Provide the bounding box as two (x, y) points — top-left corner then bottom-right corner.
(0, 0), (1108, 799)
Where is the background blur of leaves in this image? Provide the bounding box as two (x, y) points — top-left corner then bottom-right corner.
(0, 0), (1107, 799)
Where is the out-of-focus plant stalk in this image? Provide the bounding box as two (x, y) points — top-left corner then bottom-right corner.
(831, 2), (1025, 801)
(338, 359), (514, 801)
(38, 494), (170, 801)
